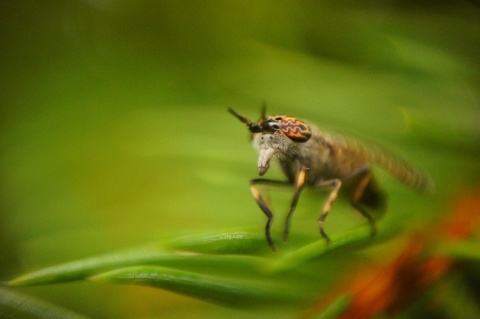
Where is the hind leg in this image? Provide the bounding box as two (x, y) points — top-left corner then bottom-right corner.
(349, 168), (377, 237)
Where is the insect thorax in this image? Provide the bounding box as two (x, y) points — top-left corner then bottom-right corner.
(253, 127), (358, 184)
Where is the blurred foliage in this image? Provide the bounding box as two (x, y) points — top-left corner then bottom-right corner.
(0, 287), (89, 319)
(1, 0), (479, 318)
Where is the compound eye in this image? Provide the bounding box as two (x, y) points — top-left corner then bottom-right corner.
(268, 121), (281, 130)
(280, 117), (312, 142)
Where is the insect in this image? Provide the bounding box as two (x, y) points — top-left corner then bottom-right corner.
(229, 105), (433, 251)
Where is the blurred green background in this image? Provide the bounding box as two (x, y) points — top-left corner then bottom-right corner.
(1, 1), (479, 318)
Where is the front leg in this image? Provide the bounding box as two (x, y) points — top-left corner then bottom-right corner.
(282, 166), (308, 242)
(249, 179), (292, 252)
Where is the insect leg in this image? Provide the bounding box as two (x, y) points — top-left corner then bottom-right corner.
(250, 179), (291, 252)
(315, 179), (342, 243)
(349, 168), (377, 237)
(282, 166), (308, 242)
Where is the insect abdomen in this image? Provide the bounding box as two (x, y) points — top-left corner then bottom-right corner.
(334, 135), (434, 192)
(368, 146), (434, 192)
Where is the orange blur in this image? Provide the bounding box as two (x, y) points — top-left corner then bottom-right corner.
(305, 190), (480, 319)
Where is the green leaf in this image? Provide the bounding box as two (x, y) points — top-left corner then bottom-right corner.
(270, 223), (398, 273)
(8, 246), (165, 286)
(163, 230), (269, 254)
(89, 266), (307, 308)
(8, 248), (274, 287)
(0, 287), (89, 319)
(314, 294), (352, 319)
(9, 230), (270, 287)
(8, 227), (387, 287)
(435, 240), (480, 261)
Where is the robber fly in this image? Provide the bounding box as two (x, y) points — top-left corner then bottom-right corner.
(229, 106), (433, 251)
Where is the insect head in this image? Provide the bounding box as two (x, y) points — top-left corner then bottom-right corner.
(228, 107), (312, 143)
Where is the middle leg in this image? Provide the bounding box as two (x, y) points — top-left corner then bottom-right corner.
(314, 179), (343, 243)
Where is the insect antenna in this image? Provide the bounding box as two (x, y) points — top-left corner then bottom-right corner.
(228, 108), (262, 133)
(228, 107), (251, 124)
(260, 102), (267, 121)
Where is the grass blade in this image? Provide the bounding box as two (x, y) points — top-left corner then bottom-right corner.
(0, 287), (89, 319)
(89, 266), (307, 308)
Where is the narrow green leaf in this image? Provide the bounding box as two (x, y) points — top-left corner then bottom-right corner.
(8, 246), (165, 286)
(314, 294), (352, 319)
(8, 247), (270, 287)
(89, 266), (307, 308)
(0, 287), (89, 319)
(435, 240), (480, 261)
(163, 230), (269, 254)
(9, 230), (269, 287)
(270, 223), (397, 273)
